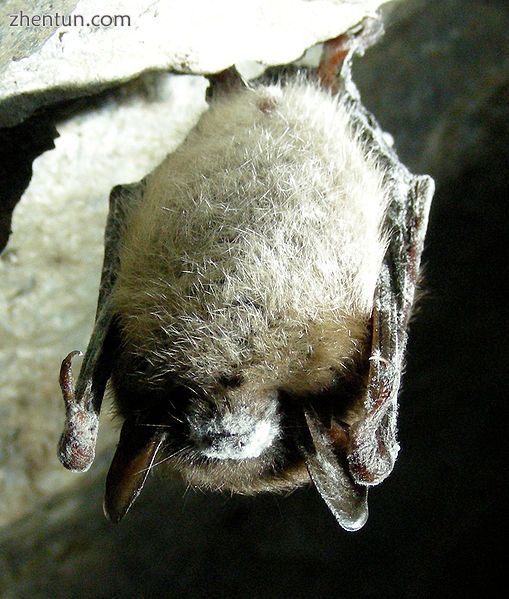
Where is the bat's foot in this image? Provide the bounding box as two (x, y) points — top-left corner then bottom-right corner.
(206, 66), (246, 101)
(318, 17), (384, 94)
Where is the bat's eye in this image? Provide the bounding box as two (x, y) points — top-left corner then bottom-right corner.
(188, 409), (280, 461)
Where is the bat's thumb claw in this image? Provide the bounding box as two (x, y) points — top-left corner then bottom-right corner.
(348, 420), (399, 485)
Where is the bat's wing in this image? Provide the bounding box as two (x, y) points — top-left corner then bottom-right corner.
(347, 175), (433, 485)
(334, 24), (434, 484)
(58, 181), (145, 472)
(306, 18), (434, 528)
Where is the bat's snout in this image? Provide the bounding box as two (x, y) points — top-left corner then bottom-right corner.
(188, 407), (280, 461)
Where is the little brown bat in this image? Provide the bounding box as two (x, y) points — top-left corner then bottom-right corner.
(58, 25), (433, 531)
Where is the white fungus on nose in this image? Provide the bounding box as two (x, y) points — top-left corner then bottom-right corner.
(201, 418), (278, 460)
(192, 407), (281, 461)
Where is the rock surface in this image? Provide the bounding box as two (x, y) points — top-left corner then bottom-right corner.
(0, 0), (389, 127)
(0, 0), (78, 71)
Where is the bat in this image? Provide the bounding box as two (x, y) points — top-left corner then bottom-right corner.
(58, 21), (433, 531)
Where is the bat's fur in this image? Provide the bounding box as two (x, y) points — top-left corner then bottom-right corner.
(109, 78), (389, 493)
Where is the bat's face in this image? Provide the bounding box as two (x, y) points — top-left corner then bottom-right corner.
(108, 320), (368, 498)
(111, 373), (306, 495)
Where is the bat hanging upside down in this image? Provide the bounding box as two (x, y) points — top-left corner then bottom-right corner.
(58, 26), (433, 531)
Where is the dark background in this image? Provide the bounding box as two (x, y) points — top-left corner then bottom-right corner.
(1, 0), (507, 596)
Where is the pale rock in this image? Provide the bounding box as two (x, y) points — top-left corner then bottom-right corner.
(0, 0), (390, 126)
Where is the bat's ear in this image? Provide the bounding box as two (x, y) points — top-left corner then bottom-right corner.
(103, 419), (166, 523)
(303, 410), (368, 532)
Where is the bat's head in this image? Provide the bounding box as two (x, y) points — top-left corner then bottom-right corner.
(104, 311), (370, 528)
